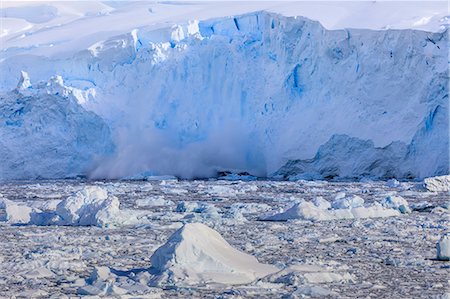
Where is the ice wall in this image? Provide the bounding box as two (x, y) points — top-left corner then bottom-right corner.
(0, 12), (448, 179)
(0, 74), (114, 179)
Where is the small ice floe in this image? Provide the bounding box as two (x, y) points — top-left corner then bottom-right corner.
(24, 267), (54, 279)
(331, 195), (364, 209)
(175, 201), (220, 216)
(1, 186), (145, 227)
(0, 198), (34, 224)
(266, 263), (353, 287)
(135, 196), (174, 207)
(261, 195), (401, 222)
(410, 201), (436, 212)
(148, 223), (278, 286)
(381, 195), (411, 214)
(386, 178), (401, 188)
(227, 202), (271, 215)
(78, 267), (128, 296)
(217, 171), (258, 181)
(437, 234), (450, 261)
(312, 196), (331, 210)
(424, 175), (450, 192)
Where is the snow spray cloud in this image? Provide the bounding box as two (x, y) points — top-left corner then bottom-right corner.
(90, 122), (267, 179)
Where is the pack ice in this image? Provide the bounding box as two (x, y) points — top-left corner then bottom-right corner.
(0, 10), (448, 180)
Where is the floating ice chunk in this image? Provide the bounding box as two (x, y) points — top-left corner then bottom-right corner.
(135, 196), (174, 207)
(228, 202), (271, 214)
(218, 172), (257, 181)
(24, 186), (142, 227)
(437, 235), (450, 261)
(381, 195), (411, 214)
(55, 186), (111, 225)
(303, 271), (353, 284)
(340, 204), (400, 219)
(386, 179), (400, 188)
(149, 223), (278, 286)
(78, 266), (127, 296)
(267, 264), (353, 286)
(312, 197), (331, 210)
(294, 285), (337, 297)
(263, 202), (331, 222)
(332, 195), (364, 209)
(24, 267), (54, 279)
(424, 175), (450, 192)
(0, 198), (34, 224)
(410, 201), (436, 212)
(175, 201), (218, 214)
(334, 192), (346, 200)
(262, 201), (400, 222)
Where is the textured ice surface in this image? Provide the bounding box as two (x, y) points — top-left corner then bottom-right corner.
(0, 74), (114, 179)
(424, 175), (450, 192)
(18, 186), (144, 227)
(0, 180), (448, 297)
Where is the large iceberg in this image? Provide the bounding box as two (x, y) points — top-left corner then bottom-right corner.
(0, 11), (448, 180)
(149, 223), (278, 286)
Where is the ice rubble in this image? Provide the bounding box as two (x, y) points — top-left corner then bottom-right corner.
(0, 186), (142, 227)
(0, 11), (448, 180)
(0, 73), (114, 180)
(424, 175), (450, 192)
(149, 223), (278, 286)
(262, 195), (408, 221)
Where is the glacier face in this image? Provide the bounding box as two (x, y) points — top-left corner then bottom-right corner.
(0, 11), (448, 180)
(0, 74), (114, 179)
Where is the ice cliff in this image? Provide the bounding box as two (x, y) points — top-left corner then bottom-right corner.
(0, 73), (114, 179)
(0, 11), (448, 180)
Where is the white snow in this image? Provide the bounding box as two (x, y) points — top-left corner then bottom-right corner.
(149, 223), (278, 286)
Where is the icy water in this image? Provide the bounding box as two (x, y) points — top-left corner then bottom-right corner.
(0, 179), (448, 298)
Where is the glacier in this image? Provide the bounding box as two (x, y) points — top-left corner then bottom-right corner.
(0, 11), (448, 180)
(0, 73), (114, 179)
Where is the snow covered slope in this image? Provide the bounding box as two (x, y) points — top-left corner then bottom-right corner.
(0, 2), (448, 180)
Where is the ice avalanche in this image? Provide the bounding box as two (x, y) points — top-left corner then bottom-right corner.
(0, 9), (448, 180)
